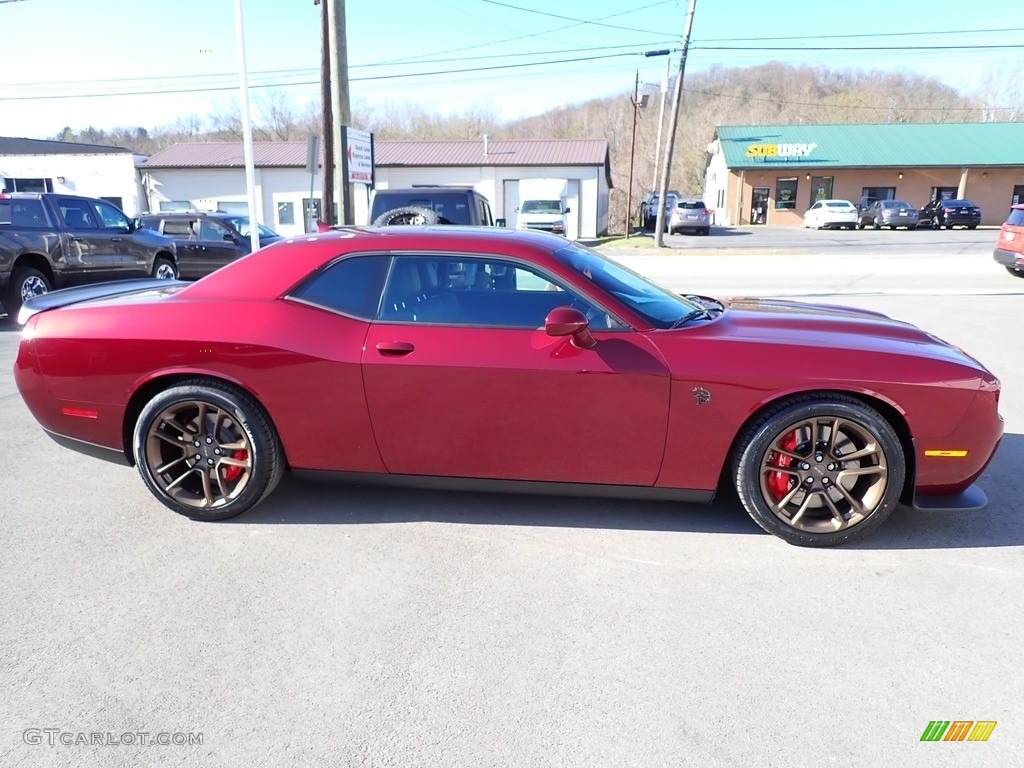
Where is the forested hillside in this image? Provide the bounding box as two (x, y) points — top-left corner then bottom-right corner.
(52, 62), (1019, 233)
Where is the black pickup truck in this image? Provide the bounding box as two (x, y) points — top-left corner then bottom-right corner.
(0, 192), (178, 318)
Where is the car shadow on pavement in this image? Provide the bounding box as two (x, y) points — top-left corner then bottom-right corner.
(849, 432), (1024, 551)
(230, 433), (1023, 550)
(236, 478), (763, 537)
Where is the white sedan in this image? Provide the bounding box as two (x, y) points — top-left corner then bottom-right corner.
(803, 199), (859, 230)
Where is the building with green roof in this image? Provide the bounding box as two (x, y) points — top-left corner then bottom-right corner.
(704, 123), (1024, 227)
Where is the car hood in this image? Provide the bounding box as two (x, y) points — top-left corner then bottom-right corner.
(715, 297), (981, 367)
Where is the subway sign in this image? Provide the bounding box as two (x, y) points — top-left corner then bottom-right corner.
(746, 142), (818, 160)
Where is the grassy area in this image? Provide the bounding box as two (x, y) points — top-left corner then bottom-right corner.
(578, 233), (661, 249)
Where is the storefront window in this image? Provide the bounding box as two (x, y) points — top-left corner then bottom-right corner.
(775, 177), (798, 210)
(810, 177), (833, 204)
(278, 201), (295, 226)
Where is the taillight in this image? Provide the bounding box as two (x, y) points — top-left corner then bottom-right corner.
(943, 208), (953, 214)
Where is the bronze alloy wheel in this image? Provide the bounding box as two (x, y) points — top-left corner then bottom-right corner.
(734, 396), (905, 546)
(133, 381), (283, 520)
(144, 400), (254, 509)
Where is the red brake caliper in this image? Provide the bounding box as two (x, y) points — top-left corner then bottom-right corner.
(767, 431), (798, 501)
(222, 450), (248, 483)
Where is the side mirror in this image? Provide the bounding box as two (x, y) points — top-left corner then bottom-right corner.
(224, 233), (238, 242)
(544, 306), (596, 349)
(131, 218), (142, 232)
(563, 207), (571, 214)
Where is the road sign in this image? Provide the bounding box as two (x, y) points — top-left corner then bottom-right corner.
(345, 128), (373, 183)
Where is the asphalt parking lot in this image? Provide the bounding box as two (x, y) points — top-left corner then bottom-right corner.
(1, 240), (1022, 767)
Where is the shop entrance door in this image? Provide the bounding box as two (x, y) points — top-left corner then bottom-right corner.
(751, 187), (769, 225)
(1011, 186), (1024, 206)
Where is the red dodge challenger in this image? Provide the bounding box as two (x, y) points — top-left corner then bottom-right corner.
(13, 227), (1002, 546)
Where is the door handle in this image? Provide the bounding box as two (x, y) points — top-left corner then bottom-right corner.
(69, 235), (84, 242)
(111, 236), (123, 242)
(375, 341), (415, 356)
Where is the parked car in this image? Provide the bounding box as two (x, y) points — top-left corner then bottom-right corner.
(803, 199), (859, 230)
(668, 198), (711, 235)
(0, 192), (177, 317)
(857, 200), (920, 230)
(369, 187), (495, 227)
(919, 199), (982, 230)
(992, 203), (1024, 277)
(14, 227), (1001, 548)
(140, 211), (281, 280)
(643, 192), (679, 231)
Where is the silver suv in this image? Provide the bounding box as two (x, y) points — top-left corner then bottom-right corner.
(668, 198), (712, 236)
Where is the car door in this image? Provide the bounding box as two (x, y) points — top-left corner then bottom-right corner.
(54, 197), (113, 283)
(195, 219), (244, 276)
(361, 254), (672, 485)
(806, 201), (821, 227)
(91, 200), (150, 276)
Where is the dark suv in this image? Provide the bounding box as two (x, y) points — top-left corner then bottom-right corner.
(918, 199), (982, 230)
(140, 211), (281, 279)
(369, 188), (495, 227)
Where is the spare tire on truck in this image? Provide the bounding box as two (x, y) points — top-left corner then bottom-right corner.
(372, 206), (439, 226)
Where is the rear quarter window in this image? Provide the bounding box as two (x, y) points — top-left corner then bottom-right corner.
(1005, 209), (1024, 227)
(288, 254), (389, 320)
(0, 199), (48, 227)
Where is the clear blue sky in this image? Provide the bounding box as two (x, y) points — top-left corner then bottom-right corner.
(0, 0), (1020, 139)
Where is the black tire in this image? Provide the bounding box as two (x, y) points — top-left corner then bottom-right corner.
(872, 218), (881, 230)
(732, 395), (905, 547)
(945, 224), (953, 230)
(152, 257), (178, 280)
(1006, 266), (1024, 278)
(856, 221), (865, 230)
(968, 224), (978, 230)
(132, 379), (284, 521)
(931, 216), (941, 230)
(372, 206), (439, 226)
(4, 267), (51, 319)
(702, 227), (710, 236)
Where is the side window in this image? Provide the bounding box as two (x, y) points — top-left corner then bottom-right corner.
(199, 220), (229, 241)
(93, 201), (131, 231)
(379, 255), (624, 330)
(161, 219), (195, 237)
(289, 255), (389, 320)
(58, 199), (99, 229)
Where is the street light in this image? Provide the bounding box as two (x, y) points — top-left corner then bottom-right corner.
(624, 49), (671, 240)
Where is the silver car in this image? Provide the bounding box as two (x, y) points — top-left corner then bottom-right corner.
(857, 200), (920, 230)
(668, 198), (712, 235)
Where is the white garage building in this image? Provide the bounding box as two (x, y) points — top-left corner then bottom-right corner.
(139, 138), (612, 239)
(0, 136), (145, 215)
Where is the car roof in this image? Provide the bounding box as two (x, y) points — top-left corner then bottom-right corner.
(180, 226), (572, 304)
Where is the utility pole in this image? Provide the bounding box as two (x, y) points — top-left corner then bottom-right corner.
(654, 0), (697, 248)
(327, 0), (352, 225)
(625, 71), (641, 239)
(317, 0), (334, 228)
(651, 55), (671, 191)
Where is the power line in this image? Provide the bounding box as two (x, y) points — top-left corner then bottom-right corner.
(0, 50), (659, 101)
(695, 44), (1024, 51)
(476, 0), (667, 36)
(694, 27), (1024, 43)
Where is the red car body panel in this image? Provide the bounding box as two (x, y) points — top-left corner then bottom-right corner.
(13, 227), (1002, 507)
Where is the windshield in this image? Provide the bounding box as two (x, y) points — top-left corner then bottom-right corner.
(552, 242), (700, 329)
(225, 216), (279, 238)
(521, 200), (562, 214)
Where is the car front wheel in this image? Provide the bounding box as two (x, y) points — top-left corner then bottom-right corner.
(133, 380), (284, 521)
(733, 395), (905, 546)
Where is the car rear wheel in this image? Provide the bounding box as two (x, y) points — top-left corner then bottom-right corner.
(152, 257), (177, 280)
(1006, 266), (1024, 278)
(856, 221), (865, 230)
(968, 224), (978, 230)
(4, 267), (51, 317)
(133, 380), (284, 521)
(733, 395), (905, 547)
(872, 218), (881, 230)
